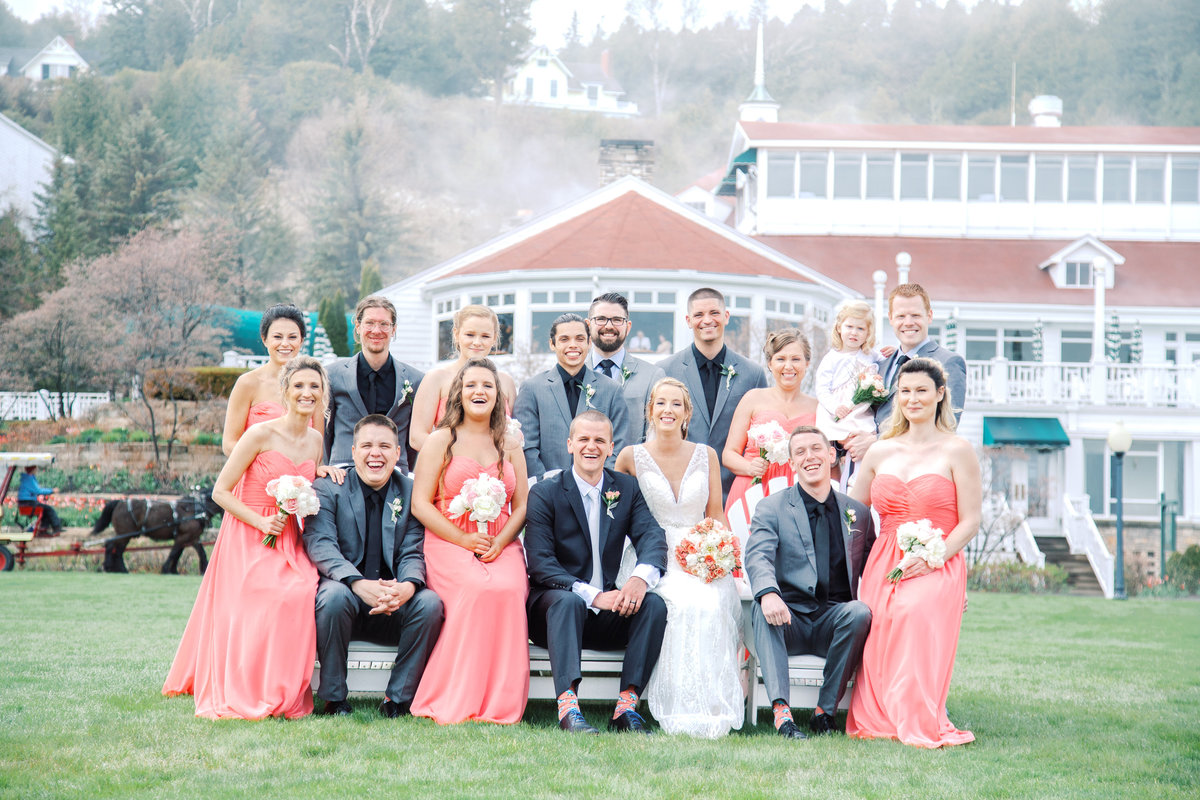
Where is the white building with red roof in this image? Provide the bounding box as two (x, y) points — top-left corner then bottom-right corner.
(504, 45), (638, 117)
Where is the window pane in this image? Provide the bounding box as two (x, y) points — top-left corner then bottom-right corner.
(437, 319), (455, 361)
(733, 295), (751, 309)
(767, 153), (795, 198)
(657, 291), (675, 304)
(1103, 156), (1131, 202)
(1035, 156), (1063, 202)
(932, 155), (960, 200)
(1171, 157), (1199, 203)
(967, 156), (995, 201)
(833, 153), (862, 199)
(552, 291), (570, 303)
(1061, 331), (1092, 363)
(965, 328), (997, 361)
(866, 154), (894, 199)
(494, 313), (513, 354)
(629, 311), (673, 354)
(633, 291), (652, 304)
(1084, 438), (1105, 515)
(999, 155), (1028, 202)
(531, 291), (547, 303)
(900, 154), (928, 200)
(1136, 157), (1165, 203)
(1067, 156), (1097, 202)
(1003, 329), (1034, 361)
(799, 153), (827, 198)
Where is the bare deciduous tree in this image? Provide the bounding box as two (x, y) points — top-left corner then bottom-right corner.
(329, 0), (396, 73)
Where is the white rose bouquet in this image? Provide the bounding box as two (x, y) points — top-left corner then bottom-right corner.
(674, 518), (742, 583)
(263, 474), (320, 548)
(447, 472), (508, 536)
(745, 420), (790, 486)
(886, 518), (947, 583)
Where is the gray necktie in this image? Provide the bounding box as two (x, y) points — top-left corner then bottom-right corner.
(585, 487), (603, 589)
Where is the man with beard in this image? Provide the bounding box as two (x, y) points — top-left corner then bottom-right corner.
(585, 293), (665, 444)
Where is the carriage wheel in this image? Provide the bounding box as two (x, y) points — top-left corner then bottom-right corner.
(0, 544), (13, 572)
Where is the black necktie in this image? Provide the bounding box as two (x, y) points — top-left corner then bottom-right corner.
(891, 354), (911, 387)
(363, 490), (384, 580)
(566, 378), (582, 412)
(597, 359), (616, 380)
(811, 502), (832, 608)
(699, 360), (719, 416)
(366, 370), (379, 414)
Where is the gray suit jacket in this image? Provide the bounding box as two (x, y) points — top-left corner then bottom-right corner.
(745, 484), (875, 615)
(513, 366), (630, 478)
(587, 349), (666, 444)
(324, 354), (424, 470)
(301, 469), (426, 589)
(874, 340), (966, 430)
(658, 345), (768, 494)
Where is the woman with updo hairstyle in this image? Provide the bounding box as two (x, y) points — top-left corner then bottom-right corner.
(409, 304), (519, 453)
(409, 357), (530, 724)
(722, 328), (819, 527)
(165, 356), (334, 719)
(222, 303), (326, 456)
(846, 357), (981, 747)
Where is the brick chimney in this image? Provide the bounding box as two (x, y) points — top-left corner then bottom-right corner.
(600, 49), (612, 79)
(599, 139), (655, 186)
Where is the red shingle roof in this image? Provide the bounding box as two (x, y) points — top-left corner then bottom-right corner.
(756, 235), (1200, 307)
(741, 122), (1200, 147)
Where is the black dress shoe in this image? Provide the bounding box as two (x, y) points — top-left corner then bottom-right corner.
(558, 709), (600, 734)
(808, 711), (838, 735)
(608, 709), (651, 734)
(776, 719), (808, 740)
(379, 700), (407, 718)
(319, 700), (353, 716)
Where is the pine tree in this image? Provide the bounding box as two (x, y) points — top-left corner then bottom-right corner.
(319, 289), (351, 357)
(0, 211), (40, 320)
(94, 111), (188, 243)
(358, 257), (383, 299)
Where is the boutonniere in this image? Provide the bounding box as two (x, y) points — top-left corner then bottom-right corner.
(583, 382), (596, 409)
(602, 490), (620, 518)
(390, 497), (404, 522)
(719, 363), (737, 390)
(620, 365), (634, 384)
(844, 507), (856, 526)
(398, 379), (414, 406)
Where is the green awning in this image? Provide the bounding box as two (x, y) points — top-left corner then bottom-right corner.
(982, 417), (1070, 449)
(715, 148), (758, 196)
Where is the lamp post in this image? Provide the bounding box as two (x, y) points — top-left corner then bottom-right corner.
(895, 251), (911, 285)
(872, 269), (888, 346)
(1107, 421), (1132, 600)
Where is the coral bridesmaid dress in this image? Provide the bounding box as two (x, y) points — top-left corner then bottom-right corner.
(410, 457), (529, 724)
(724, 410), (814, 527)
(846, 473), (974, 747)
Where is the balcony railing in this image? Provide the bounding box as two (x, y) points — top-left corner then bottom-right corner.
(966, 359), (1200, 408)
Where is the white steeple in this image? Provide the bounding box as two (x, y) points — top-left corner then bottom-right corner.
(739, 21), (780, 123)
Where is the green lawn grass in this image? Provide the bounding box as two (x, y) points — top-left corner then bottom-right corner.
(1, 574), (1197, 800)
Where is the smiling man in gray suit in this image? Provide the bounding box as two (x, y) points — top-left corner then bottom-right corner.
(303, 415), (443, 718)
(746, 426), (875, 739)
(586, 293), (666, 444)
(659, 287), (767, 498)
(515, 312), (630, 479)
(325, 296), (424, 470)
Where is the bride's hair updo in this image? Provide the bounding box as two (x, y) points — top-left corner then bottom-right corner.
(646, 377), (692, 439)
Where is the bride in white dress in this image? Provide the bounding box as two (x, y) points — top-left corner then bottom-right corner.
(615, 378), (744, 738)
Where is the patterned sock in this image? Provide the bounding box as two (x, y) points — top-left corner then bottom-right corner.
(556, 689), (581, 721)
(613, 688), (639, 719)
(773, 701), (794, 729)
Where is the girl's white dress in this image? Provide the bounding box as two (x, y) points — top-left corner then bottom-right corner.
(814, 348), (884, 441)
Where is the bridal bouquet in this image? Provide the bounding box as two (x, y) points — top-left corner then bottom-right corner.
(263, 474), (320, 548)
(505, 416), (524, 448)
(746, 420), (790, 485)
(849, 369), (888, 409)
(675, 518), (742, 583)
(447, 472), (508, 535)
(886, 518), (947, 582)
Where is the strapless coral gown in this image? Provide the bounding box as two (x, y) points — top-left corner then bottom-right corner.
(163, 451), (318, 719)
(846, 473), (974, 747)
(724, 410), (815, 527)
(410, 457), (529, 724)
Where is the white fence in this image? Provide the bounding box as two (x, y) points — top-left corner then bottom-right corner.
(967, 359), (1199, 408)
(0, 391), (112, 421)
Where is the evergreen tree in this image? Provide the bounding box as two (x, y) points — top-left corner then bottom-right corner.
(0, 211), (40, 320)
(319, 289), (351, 357)
(358, 257), (383, 300)
(34, 160), (97, 287)
(94, 111), (188, 243)
(446, 0), (533, 103)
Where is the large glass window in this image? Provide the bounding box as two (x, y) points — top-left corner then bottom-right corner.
(1061, 330), (1092, 363)
(1171, 157), (1199, 203)
(1035, 155), (1063, 202)
(531, 309), (585, 353)
(865, 154), (893, 199)
(627, 311), (675, 354)
(1103, 156), (1132, 202)
(1064, 260), (1093, 287)
(1135, 156), (1165, 203)
(967, 156), (995, 201)
(833, 153), (862, 199)
(999, 155), (1029, 202)
(1067, 156), (1097, 202)
(965, 327), (999, 361)
(799, 153), (827, 198)
(932, 155), (960, 200)
(767, 153), (796, 198)
(1003, 328), (1036, 361)
(900, 154), (928, 200)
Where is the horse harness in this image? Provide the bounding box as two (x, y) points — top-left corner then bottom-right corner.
(106, 494), (213, 544)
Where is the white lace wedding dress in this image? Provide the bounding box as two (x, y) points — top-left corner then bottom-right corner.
(631, 443), (744, 737)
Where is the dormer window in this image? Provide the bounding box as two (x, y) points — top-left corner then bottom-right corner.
(1064, 260), (1093, 287)
(537, 59), (548, 67)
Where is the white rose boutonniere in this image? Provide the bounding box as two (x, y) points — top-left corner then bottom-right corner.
(620, 365), (634, 384)
(583, 382), (596, 409)
(845, 507), (856, 527)
(719, 363), (737, 390)
(390, 497), (404, 522)
(398, 379), (415, 406)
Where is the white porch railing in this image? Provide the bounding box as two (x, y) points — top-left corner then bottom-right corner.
(1061, 493), (1114, 599)
(1013, 517), (1045, 569)
(967, 359), (1199, 408)
(975, 492), (1045, 567)
(0, 391), (112, 421)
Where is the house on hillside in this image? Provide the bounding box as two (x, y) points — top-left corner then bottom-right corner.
(504, 45), (638, 117)
(0, 112), (57, 236)
(0, 35), (89, 81)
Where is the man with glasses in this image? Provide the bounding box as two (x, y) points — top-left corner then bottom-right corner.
(586, 293), (665, 443)
(326, 296), (424, 471)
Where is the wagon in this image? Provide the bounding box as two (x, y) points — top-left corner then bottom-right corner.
(0, 452), (57, 570)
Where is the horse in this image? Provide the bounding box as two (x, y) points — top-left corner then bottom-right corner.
(94, 487), (221, 574)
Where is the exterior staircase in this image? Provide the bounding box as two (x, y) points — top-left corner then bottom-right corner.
(1035, 536), (1104, 596)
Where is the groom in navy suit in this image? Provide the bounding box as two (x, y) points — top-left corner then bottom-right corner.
(524, 410), (668, 734)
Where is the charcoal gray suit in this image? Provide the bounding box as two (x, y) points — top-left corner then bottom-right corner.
(513, 366), (630, 478)
(874, 340), (966, 429)
(745, 483), (875, 712)
(324, 354), (424, 470)
(587, 349), (666, 444)
(303, 469), (443, 707)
